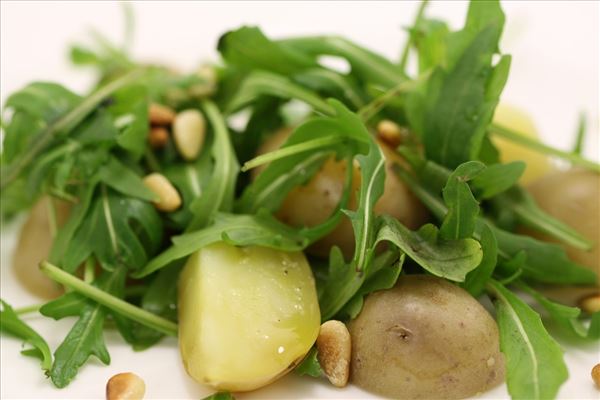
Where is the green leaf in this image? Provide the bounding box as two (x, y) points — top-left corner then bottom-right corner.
(40, 268), (126, 388)
(98, 156), (157, 202)
(61, 186), (163, 272)
(202, 392), (235, 400)
(487, 280), (568, 400)
(186, 101), (239, 231)
(135, 212), (309, 278)
(471, 161), (525, 199)
(462, 222), (498, 297)
(411, 18), (450, 73)
(517, 281), (600, 340)
(218, 26), (317, 75)
(295, 347), (323, 378)
(0, 300), (52, 371)
(440, 161), (485, 240)
(110, 84), (149, 160)
(376, 215), (482, 282)
(414, 1), (508, 168)
(225, 70), (334, 115)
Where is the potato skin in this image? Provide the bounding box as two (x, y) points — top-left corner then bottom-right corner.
(13, 197), (70, 299)
(348, 275), (504, 399)
(256, 128), (429, 258)
(525, 169), (600, 303)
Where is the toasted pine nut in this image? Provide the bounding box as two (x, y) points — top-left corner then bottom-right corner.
(148, 127), (169, 149)
(377, 119), (404, 148)
(592, 364), (600, 388)
(149, 103), (176, 126)
(143, 173), (181, 212)
(316, 320), (351, 388)
(579, 294), (600, 314)
(173, 109), (206, 161)
(106, 372), (145, 400)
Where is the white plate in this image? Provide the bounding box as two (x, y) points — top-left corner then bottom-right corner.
(1, 1), (599, 399)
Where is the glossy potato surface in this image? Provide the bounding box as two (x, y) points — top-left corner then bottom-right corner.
(256, 128), (429, 258)
(349, 275), (505, 399)
(178, 242), (320, 391)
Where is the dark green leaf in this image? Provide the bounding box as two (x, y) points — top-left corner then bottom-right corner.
(471, 161), (525, 199)
(202, 392), (235, 400)
(462, 222), (498, 297)
(98, 156), (157, 201)
(110, 84), (149, 160)
(487, 280), (568, 400)
(0, 300), (52, 371)
(41, 268), (126, 388)
(440, 161), (485, 240)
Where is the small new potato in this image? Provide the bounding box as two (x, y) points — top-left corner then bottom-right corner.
(255, 128), (429, 258)
(349, 275), (504, 399)
(525, 169), (600, 303)
(178, 242), (321, 391)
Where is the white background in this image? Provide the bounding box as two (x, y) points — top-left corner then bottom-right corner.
(1, 1), (599, 399)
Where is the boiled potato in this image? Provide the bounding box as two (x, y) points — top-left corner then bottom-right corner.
(492, 104), (550, 184)
(13, 197), (70, 299)
(525, 169), (600, 303)
(255, 128), (429, 258)
(178, 242), (320, 391)
(349, 275), (504, 399)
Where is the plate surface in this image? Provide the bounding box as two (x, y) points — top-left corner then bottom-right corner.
(1, 1), (599, 399)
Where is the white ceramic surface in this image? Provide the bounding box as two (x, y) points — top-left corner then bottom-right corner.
(1, 1), (599, 399)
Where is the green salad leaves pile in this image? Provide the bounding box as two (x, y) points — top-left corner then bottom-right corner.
(1, 1), (598, 399)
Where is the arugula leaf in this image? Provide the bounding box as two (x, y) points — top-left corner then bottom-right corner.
(218, 26), (317, 75)
(225, 70), (334, 116)
(202, 393), (235, 400)
(376, 215), (482, 281)
(487, 279), (568, 400)
(98, 156), (157, 201)
(440, 161), (485, 240)
(61, 186), (163, 272)
(409, 0), (509, 168)
(516, 281), (600, 340)
(40, 267), (126, 388)
(295, 347), (323, 378)
(186, 101), (239, 231)
(110, 84), (149, 160)
(462, 222), (498, 297)
(0, 300), (52, 371)
(410, 18), (450, 73)
(135, 212), (309, 278)
(471, 161), (525, 199)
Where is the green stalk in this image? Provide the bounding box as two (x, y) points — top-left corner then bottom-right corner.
(14, 304), (42, 315)
(241, 136), (345, 172)
(490, 123), (600, 172)
(398, 0), (430, 73)
(572, 112), (586, 155)
(1, 69), (144, 190)
(40, 261), (178, 337)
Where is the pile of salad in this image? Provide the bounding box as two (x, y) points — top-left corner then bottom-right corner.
(1, 1), (599, 399)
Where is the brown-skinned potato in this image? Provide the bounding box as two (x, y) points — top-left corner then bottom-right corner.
(254, 128), (429, 258)
(348, 275), (505, 399)
(524, 169), (600, 303)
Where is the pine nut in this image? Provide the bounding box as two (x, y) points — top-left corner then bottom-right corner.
(148, 127), (169, 149)
(143, 173), (181, 212)
(377, 119), (405, 148)
(173, 109), (206, 161)
(149, 103), (175, 126)
(316, 320), (351, 388)
(579, 294), (600, 314)
(592, 364), (600, 388)
(106, 372), (145, 400)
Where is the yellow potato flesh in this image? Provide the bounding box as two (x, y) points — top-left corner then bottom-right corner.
(492, 104), (550, 184)
(178, 242), (320, 391)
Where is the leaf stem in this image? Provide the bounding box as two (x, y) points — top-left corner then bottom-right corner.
(39, 260), (178, 337)
(1, 69), (144, 190)
(572, 112), (586, 155)
(241, 136), (345, 172)
(398, 0), (430, 73)
(490, 123), (600, 172)
(14, 304), (43, 315)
